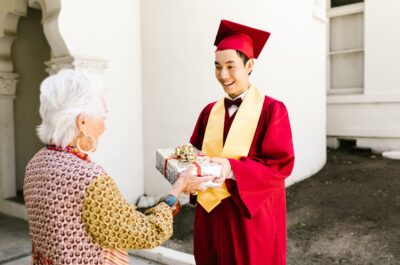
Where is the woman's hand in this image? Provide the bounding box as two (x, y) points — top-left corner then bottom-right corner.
(169, 165), (215, 196)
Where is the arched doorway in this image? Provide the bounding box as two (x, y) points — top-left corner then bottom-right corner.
(0, 0), (66, 219)
(0, 0), (105, 219)
(11, 7), (51, 202)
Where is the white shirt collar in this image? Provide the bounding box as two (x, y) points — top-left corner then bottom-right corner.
(227, 87), (250, 101)
(225, 87), (250, 117)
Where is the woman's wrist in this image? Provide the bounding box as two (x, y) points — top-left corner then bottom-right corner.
(170, 177), (186, 197)
(168, 188), (180, 198)
(160, 193), (181, 216)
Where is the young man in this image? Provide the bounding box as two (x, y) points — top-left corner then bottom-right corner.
(188, 20), (295, 265)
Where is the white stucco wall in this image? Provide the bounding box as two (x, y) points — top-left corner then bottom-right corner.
(141, 0), (327, 195)
(57, 0), (144, 203)
(364, 0), (400, 96)
(327, 0), (400, 152)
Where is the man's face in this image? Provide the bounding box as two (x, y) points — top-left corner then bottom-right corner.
(215, 49), (253, 98)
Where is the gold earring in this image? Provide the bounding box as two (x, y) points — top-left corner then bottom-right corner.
(77, 132), (96, 154)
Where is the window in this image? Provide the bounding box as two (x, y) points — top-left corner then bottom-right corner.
(331, 0), (363, 8)
(328, 0), (364, 94)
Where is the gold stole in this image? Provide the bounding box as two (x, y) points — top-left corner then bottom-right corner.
(197, 84), (264, 212)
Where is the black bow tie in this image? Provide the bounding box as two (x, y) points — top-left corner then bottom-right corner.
(224, 97), (243, 109)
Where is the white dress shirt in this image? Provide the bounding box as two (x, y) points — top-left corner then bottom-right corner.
(226, 88), (250, 117)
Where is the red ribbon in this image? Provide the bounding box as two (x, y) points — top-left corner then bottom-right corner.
(193, 161), (202, 176)
(164, 156), (202, 179)
(164, 157), (174, 177)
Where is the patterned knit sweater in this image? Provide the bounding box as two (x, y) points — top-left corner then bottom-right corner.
(24, 148), (172, 265)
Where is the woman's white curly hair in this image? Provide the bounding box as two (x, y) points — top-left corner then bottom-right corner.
(37, 69), (107, 147)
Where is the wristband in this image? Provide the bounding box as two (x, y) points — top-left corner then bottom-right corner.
(162, 194), (177, 208)
(160, 194), (181, 216)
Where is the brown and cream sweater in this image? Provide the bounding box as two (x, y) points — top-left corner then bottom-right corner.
(24, 148), (172, 265)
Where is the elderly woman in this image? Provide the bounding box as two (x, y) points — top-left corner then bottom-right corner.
(23, 69), (211, 265)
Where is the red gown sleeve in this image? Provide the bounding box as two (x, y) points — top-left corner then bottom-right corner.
(226, 101), (295, 218)
(189, 102), (215, 150)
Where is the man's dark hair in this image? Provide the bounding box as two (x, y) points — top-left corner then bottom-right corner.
(236, 50), (250, 65)
(236, 50), (252, 75)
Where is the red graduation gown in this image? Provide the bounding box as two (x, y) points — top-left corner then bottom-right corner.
(189, 95), (295, 265)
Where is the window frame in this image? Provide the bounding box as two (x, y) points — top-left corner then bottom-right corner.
(327, 2), (365, 95)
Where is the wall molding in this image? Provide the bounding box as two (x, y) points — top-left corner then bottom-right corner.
(328, 94), (400, 104)
(328, 128), (400, 139)
(328, 2), (364, 17)
(45, 56), (108, 75)
(0, 73), (18, 98)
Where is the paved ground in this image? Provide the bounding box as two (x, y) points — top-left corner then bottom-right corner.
(1, 256), (31, 265)
(0, 213), (31, 264)
(165, 149), (400, 264)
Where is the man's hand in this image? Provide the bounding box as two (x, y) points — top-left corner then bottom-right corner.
(210, 157), (232, 184)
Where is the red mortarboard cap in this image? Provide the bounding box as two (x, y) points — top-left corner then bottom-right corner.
(214, 19), (271, 59)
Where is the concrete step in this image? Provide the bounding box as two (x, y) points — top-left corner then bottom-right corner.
(0, 213), (31, 264)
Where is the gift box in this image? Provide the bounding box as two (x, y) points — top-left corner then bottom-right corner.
(156, 144), (222, 188)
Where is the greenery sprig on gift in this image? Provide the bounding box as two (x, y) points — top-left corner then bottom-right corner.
(173, 143), (197, 162)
